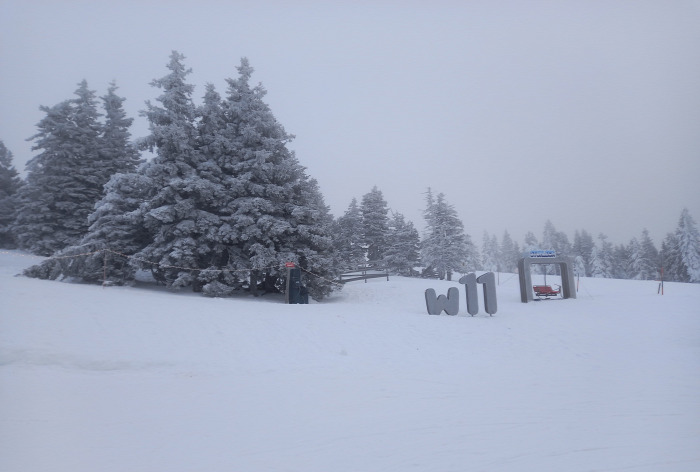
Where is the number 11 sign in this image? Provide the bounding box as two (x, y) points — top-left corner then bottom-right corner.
(425, 272), (497, 316)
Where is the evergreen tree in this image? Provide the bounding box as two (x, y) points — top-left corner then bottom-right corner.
(209, 57), (336, 298)
(590, 233), (615, 278)
(23, 171), (155, 283)
(14, 81), (105, 255)
(574, 255), (586, 278)
(99, 82), (142, 176)
(541, 220), (557, 251)
(573, 229), (595, 276)
(421, 189), (476, 280)
(335, 197), (366, 269)
(0, 140), (22, 248)
(127, 51), (203, 287)
(523, 231), (543, 276)
(481, 231), (499, 272)
(620, 239), (638, 279)
(384, 211), (420, 276)
(279, 174), (337, 300)
(25, 54), (338, 299)
(499, 230), (518, 273)
(541, 220), (571, 275)
(360, 186), (389, 263)
(661, 232), (684, 282)
(523, 231), (539, 252)
(673, 208), (700, 282)
(634, 229), (659, 280)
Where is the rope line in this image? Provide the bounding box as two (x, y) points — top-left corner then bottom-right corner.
(103, 249), (281, 274)
(300, 267), (344, 287)
(2, 249), (335, 283)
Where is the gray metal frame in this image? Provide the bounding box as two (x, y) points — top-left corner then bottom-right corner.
(517, 256), (577, 303)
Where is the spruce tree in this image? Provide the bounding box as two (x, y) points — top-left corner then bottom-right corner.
(590, 233), (615, 278)
(481, 231), (499, 272)
(23, 53), (338, 299)
(635, 229), (659, 280)
(541, 220), (571, 275)
(360, 186), (389, 263)
(127, 51), (207, 288)
(661, 232), (684, 282)
(624, 238), (641, 279)
(523, 231), (539, 252)
(523, 231), (544, 277)
(24, 170), (155, 284)
(100, 82), (142, 176)
(421, 189), (476, 280)
(384, 211), (420, 276)
(278, 174), (337, 299)
(499, 230), (518, 273)
(674, 208), (700, 283)
(0, 140), (21, 248)
(208, 58), (337, 298)
(25, 54), (195, 282)
(335, 197), (366, 269)
(573, 229), (595, 276)
(14, 81), (104, 255)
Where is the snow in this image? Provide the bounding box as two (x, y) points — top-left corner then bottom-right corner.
(1, 250), (699, 471)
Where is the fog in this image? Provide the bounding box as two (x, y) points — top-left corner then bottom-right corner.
(1, 0), (699, 246)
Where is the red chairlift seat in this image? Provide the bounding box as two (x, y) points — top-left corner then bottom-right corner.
(533, 284), (561, 299)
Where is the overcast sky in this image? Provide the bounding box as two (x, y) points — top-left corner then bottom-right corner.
(1, 0), (699, 247)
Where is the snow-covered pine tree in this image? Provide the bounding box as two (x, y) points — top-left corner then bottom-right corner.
(14, 81), (104, 255)
(573, 229), (595, 277)
(480, 231), (499, 272)
(541, 220), (557, 251)
(636, 229), (659, 281)
(0, 140), (21, 248)
(421, 189), (477, 280)
(124, 51), (245, 291)
(522, 231), (545, 276)
(541, 220), (572, 275)
(32, 83), (150, 283)
(187, 58), (337, 299)
(99, 82), (142, 177)
(499, 230), (518, 273)
(278, 174), (337, 300)
(26, 53), (201, 283)
(23, 80), (148, 283)
(625, 237), (641, 280)
(660, 232), (684, 282)
(574, 255), (586, 278)
(200, 57), (336, 298)
(23, 171), (156, 283)
(673, 208), (700, 283)
(360, 186), (389, 263)
(384, 211), (420, 276)
(335, 197), (366, 270)
(523, 231), (539, 252)
(590, 233), (615, 278)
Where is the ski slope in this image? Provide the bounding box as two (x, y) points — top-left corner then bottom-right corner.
(1, 250), (699, 471)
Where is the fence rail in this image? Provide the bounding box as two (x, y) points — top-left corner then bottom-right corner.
(338, 263), (389, 284)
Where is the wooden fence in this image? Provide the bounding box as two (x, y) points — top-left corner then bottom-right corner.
(338, 263), (390, 284)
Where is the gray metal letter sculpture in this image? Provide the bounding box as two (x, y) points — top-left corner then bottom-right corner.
(477, 272), (498, 315)
(458, 273), (479, 315)
(425, 287), (460, 315)
(425, 272), (498, 316)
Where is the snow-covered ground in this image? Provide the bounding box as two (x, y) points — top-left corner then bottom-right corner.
(1, 250), (699, 472)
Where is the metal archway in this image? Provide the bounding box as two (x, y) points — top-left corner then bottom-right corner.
(518, 256), (577, 303)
